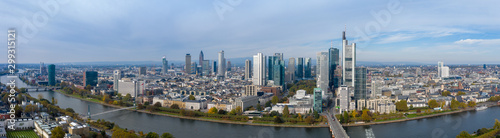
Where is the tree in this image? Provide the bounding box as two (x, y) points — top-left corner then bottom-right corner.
(17, 94), (24, 102)
(305, 116), (314, 124)
(235, 106), (242, 115)
(395, 100), (409, 112)
(442, 91), (451, 96)
(14, 105), (23, 117)
(38, 94), (43, 100)
(208, 107), (218, 114)
(272, 96), (279, 105)
(154, 102), (162, 107)
(146, 132), (159, 138)
(494, 119), (500, 130)
(269, 111), (280, 117)
(51, 126), (65, 138)
(456, 91), (466, 96)
(137, 103), (144, 109)
(467, 101), (476, 107)
(86, 84), (92, 90)
(450, 99), (460, 110)
(343, 112), (350, 123)
(124, 93), (132, 101)
(428, 99), (439, 108)
(188, 95), (195, 100)
(256, 103), (263, 111)
(351, 110), (358, 118)
(265, 101), (272, 107)
(218, 109), (227, 115)
(283, 105), (289, 118)
(456, 131), (472, 138)
(477, 128), (489, 135)
(170, 104), (180, 109)
(313, 111), (319, 119)
(274, 116), (283, 124)
(161, 133), (175, 138)
(361, 110), (371, 122)
(66, 108), (75, 113)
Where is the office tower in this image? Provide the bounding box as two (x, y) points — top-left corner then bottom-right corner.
(268, 55), (277, 80)
(253, 53), (266, 86)
(304, 58), (312, 78)
(329, 47), (340, 91)
(438, 61), (443, 78)
(191, 62), (197, 74)
(113, 70), (123, 91)
(48, 64), (55, 86)
(40, 62), (47, 75)
(84, 71), (98, 87)
(371, 80), (382, 98)
(484, 64), (487, 69)
(199, 51), (204, 67)
(218, 50), (225, 76)
(227, 61), (231, 71)
(354, 67), (367, 101)
(297, 57), (304, 79)
(416, 68), (422, 76)
(342, 31), (356, 87)
(273, 54), (285, 86)
(317, 52), (329, 96)
(185, 54), (191, 74)
(162, 56), (168, 75)
(139, 67), (147, 76)
(286, 57), (296, 83)
(213, 61), (217, 75)
(313, 88), (323, 113)
(202, 60), (210, 76)
(118, 80), (144, 97)
(245, 59), (252, 80)
(339, 86), (350, 114)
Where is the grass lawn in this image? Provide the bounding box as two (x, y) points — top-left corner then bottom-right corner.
(6, 130), (38, 138)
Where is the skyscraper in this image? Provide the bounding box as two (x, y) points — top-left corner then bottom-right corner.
(162, 56), (168, 75)
(272, 53), (285, 86)
(113, 70), (123, 91)
(339, 86), (350, 114)
(342, 31), (356, 87)
(354, 67), (367, 101)
(313, 88), (323, 113)
(286, 57), (296, 83)
(304, 58), (312, 78)
(40, 62), (47, 75)
(191, 62), (197, 74)
(317, 52), (329, 96)
(253, 53), (266, 86)
(438, 61), (450, 78)
(139, 67), (147, 76)
(48, 64), (55, 86)
(218, 50), (225, 77)
(438, 61), (443, 78)
(213, 61), (217, 75)
(297, 57), (304, 79)
(245, 59), (252, 80)
(202, 60), (210, 76)
(84, 71), (98, 87)
(227, 61), (231, 71)
(329, 47), (340, 91)
(199, 51), (204, 67)
(185, 54), (191, 74)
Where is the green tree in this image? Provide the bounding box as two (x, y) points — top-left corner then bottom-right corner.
(256, 103), (263, 111)
(313, 111), (319, 119)
(124, 93), (132, 101)
(494, 119), (500, 129)
(395, 100), (409, 112)
(51, 126), (65, 138)
(154, 102), (162, 107)
(274, 116), (283, 124)
(456, 131), (472, 138)
(305, 116), (314, 124)
(428, 99), (439, 108)
(86, 84), (92, 90)
(283, 105), (289, 118)
(146, 132), (159, 138)
(161, 133), (175, 138)
(235, 106), (242, 115)
(467, 101), (476, 107)
(208, 107), (218, 114)
(442, 91), (451, 96)
(272, 96), (279, 105)
(456, 91), (466, 96)
(450, 99), (460, 110)
(188, 95), (195, 100)
(476, 128), (489, 135)
(170, 104), (180, 109)
(361, 110), (371, 122)
(218, 109), (227, 115)
(343, 112), (350, 123)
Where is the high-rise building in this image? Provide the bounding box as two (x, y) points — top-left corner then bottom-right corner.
(342, 31), (356, 87)
(304, 58), (312, 78)
(269, 53), (284, 86)
(202, 60), (210, 76)
(212, 61), (217, 75)
(48, 64), (55, 86)
(484, 64), (487, 70)
(329, 47), (340, 91)
(339, 86), (350, 114)
(438, 61), (450, 78)
(185, 54), (191, 74)
(199, 51), (204, 68)
(227, 61), (231, 71)
(297, 57), (304, 79)
(286, 57), (296, 83)
(371, 80), (382, 98)
(313, 88), (323, 113)
(83, 71), (98, 87)
(438, 61), (443, 78)
(139, 67), (147, 76)
(218, 50), (225, 77)
(245, 59), (252, 80)
(162, 56), (168, 75)
(40, 62), (47, 75)
(253, 53), (266, 86)
(354, 67), (367, 101)
(191, 62), (197, 74)
(113, 70), (123, 91)
(416, 68), (422, 76)
(317, 52), (329, 96)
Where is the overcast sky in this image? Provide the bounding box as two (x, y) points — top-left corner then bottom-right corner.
(1, 0), (500, 64)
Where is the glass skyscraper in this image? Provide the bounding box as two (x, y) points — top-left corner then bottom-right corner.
(329, 47), (340, 92)
(354, 67), (367, 101)
(304, 58), (311, 78)
(48, 64), (55, 86)
(297, 57), (304, 79)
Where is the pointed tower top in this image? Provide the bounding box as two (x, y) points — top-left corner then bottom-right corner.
(331, 40), (333, 48)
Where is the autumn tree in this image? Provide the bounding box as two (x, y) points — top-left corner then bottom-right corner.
(283, 105), (289, 118)
(170, 104), (180, 109)
(428, 99), (439, 108)
(395, 100), (408, 112)
(361, 109), (371, 122)
(272, 96), (279, 105)
(441, 91), (451, 96)
(456, 131), (471, 138)
(208, 107), (218, 114)
(145, 132), (159, 138)
(467, 101), (476, 107)
(51, 126), (65, 138)
(161, 133), (175, 138)
(188, 95), (195, 100)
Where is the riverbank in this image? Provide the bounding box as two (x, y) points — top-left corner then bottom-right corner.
(343, 103), (500, 127)
(54, 90), (328, 128)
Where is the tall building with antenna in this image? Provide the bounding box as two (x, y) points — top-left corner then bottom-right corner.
(162, 56), (168, 75)
(342, 30), (356, 87)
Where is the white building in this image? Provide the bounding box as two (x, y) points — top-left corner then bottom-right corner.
(338, 86), (350, 114)
(252, 53), (266, 86)
(317, 52), (329, 97)
(234, 96), (259, 110)
(117, 79), (145, 97)
(218, 50), (226, 76)
(342, 31), (356, 87)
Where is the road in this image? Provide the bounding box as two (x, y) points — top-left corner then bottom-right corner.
(324, 108), (349, 138)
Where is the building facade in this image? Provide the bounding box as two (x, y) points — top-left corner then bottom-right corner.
(253, 53), (266, 86)
(48, 64), (55, 86)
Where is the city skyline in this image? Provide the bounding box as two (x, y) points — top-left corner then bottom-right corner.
(2, 1), (500, 64)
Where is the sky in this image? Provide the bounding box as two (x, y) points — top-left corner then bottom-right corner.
(1, 0), (500, 64)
